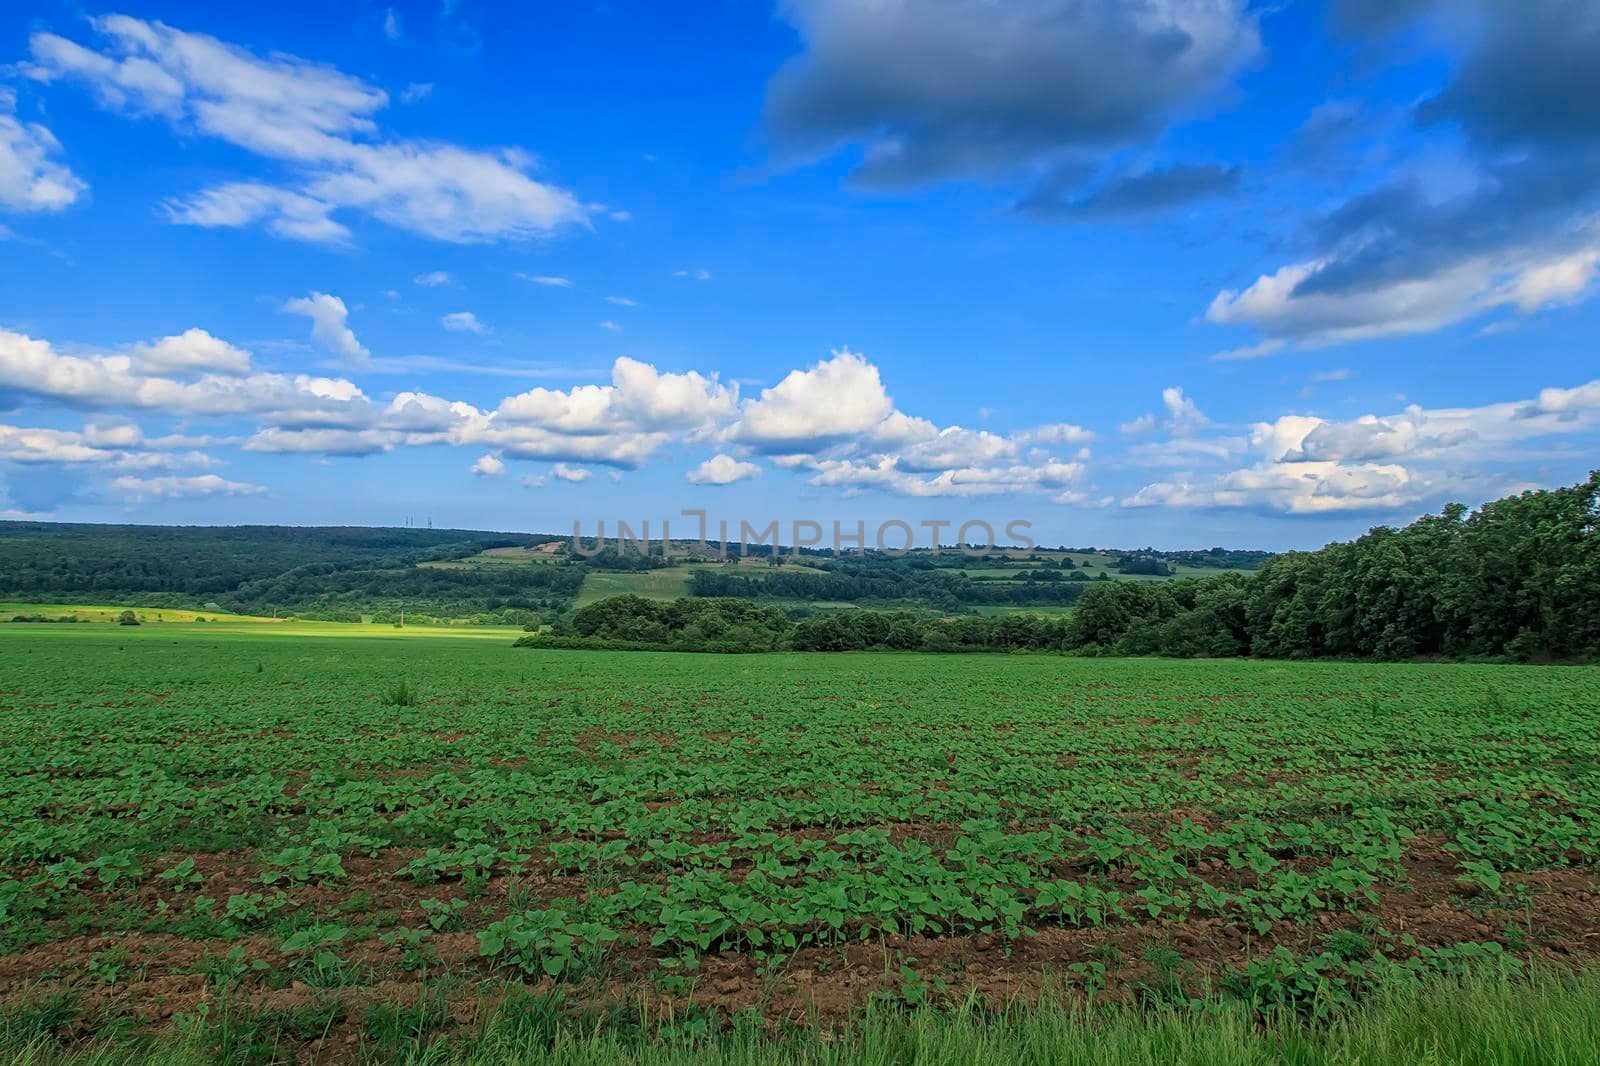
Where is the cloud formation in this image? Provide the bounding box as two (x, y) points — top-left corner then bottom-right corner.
(0, 87), (86, 213)
(766, 0), (1259, 202)
(284, 293), (370, 365)
(1206, 1), (1600, 350)
(23, 15), (588, 243)
(687, 454), (761, 485)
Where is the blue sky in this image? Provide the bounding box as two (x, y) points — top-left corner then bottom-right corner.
(1, 1), (1597, 551)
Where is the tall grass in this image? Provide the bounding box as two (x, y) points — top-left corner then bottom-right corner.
(381, 678), (420, 707)
(6, 967), (1600, 1065)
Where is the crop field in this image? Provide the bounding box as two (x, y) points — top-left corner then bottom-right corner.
(3, 627), (1600, 1059)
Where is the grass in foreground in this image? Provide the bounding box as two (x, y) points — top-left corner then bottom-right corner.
(5, 968), (1600, 1065)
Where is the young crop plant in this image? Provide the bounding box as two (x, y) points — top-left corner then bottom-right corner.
(479, 905), (619, 979)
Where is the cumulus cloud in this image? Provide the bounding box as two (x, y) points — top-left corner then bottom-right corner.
(0, 422), (210, 470)
(807, 455), (1087, 500)
(1124, 371), (1600, 515)
(551, 462), (590, 482)
(441, 311), (486, 334)
(765, 0), (1260, 196)
(1123, 460), (1429, 515)
(414, 270), (453, 287)
(24, 15), (587, 243)
(470, 453), (503, 476)
(1121, 387), (1210, 436)
(109, 473), (265, 501)
(242, 427), (391, 456)
(0, 327), (374, 426)
(129, 328), (252, 376)
(687, 454), (760, 485)
(730, 349), (904, 451)
(284, 292), (370, 365)
(0, 87), (87, 213)
(489, 357), (736, 454)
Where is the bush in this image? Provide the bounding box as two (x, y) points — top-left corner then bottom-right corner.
(116, 610), (140, 626)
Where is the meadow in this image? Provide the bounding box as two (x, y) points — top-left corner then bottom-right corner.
(3, 623), (1600, 1062)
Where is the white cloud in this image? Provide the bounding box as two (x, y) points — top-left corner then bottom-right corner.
(471, 453), (504, 476)
(730, 349), (901, 451)
(400, 82), (432, 104)
(413, 270), (453, 287)
(494, 356), (736, 435)
(519, 274), (572, 287)
(605, 295), (637, 307)
(383, 8), (402, 40)
(1210, 338), (1285, 362)
(25, 16), (587, 244)
(807, 455), (1086, 500)
(687, 454), (761, 485)
(1206, 231), (1600, 349)
(0, 327), (373, 426)
(1161, 387), (1209, 435)
(129, 328), (252, 376)
(599, 320), (621, 332)
(1123, 461), (1429, 515)
(1119, 413), (1157, 435)
(109, 473), (265, 501)
(441, 311), (486, 334)
(168, 182), (349, 243)
(284, 292), (370, 365)
(242, 427), (391, 456)
(551, 462), (590, 482)
(1123, 373), (1600, 515)
(1119, 387), (1209, 437)
(1021, 423), (1095, 446)
(0, 87), (87, 212)
(673, 268), (712, 281)
(0, 422), (210, 470)
(1312, 368), (1353, 383)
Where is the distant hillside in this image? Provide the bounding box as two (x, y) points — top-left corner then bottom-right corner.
(0, 521), (1274, 625)
(0, 523), (571, 624)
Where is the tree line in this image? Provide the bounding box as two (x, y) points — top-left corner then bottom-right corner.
(687, 562), (1093, 608)
(519, 473), (1599, 662)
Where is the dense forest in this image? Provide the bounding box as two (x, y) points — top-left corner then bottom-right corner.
(688, 560), (1095, 608)
(520, 473), (1600, 662)
(0, 523), (569, 623)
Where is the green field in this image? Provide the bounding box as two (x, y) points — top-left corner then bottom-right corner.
(3, 625), (1600, 1060)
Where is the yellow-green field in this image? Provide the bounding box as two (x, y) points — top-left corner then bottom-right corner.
(0, 603), (523, 640)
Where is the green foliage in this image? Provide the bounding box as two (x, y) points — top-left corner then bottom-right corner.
(479, 906), (619, 979)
